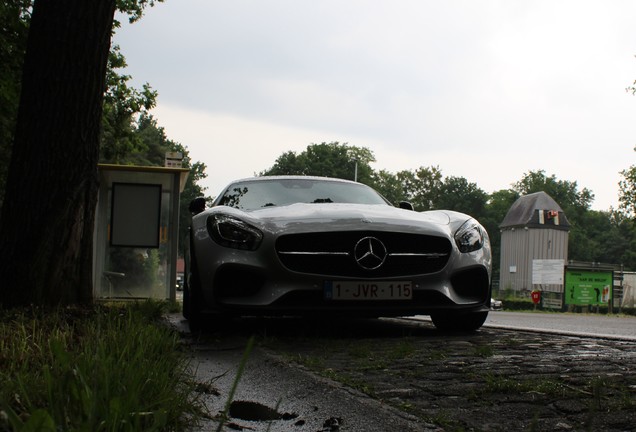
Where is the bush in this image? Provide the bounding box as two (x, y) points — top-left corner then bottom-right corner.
(499, 298), (537, 311)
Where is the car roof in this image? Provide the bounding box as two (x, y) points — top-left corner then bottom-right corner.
(226, 175), (358, 185)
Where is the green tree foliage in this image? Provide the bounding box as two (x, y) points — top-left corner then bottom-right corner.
(408, 166), (444, 211)
(482, 189), (520, 234)
(512, 170), (594, 216)
(616, 159), (636, 268)
(436, 176), (488, 219)
(261, 142), (375, 184)
(619, 166), (636, 217)
(0, 0), (30, 204)
(115, 0), (162, 24)
(371, 169), (410, 205)
(618, 147), (636, 217)
(100, 45), (157, 164)
(573, 209), (634, 266)
(372, 166), (444, 210)
(611, 214), (636, 268)
(262, 150), (304, 175)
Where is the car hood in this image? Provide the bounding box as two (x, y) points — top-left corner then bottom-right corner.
(213, 203), (467, 236)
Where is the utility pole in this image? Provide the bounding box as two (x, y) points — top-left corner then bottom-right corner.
(352, 159), (358, 182)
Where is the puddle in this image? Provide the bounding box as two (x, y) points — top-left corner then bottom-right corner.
(228, 401), (343, 430)
(229, 400), (298, 422)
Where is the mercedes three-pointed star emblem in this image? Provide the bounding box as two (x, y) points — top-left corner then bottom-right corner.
(354, 236), (387, 270)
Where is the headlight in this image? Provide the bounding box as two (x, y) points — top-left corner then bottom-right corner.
(206, 214), (263, 250)
(454, 219), (487, 253)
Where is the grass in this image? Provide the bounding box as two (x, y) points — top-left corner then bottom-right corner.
(279, 337), (419, 375)
(321, 368), (376, 397)
(483, 373), (569, 397)
(272, 337), (426, 400)
(481, 371), (636, 411)
(472, 344), (495, 358)
(0, 301), (201, 431)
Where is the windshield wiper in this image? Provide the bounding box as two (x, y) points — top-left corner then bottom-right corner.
(312, 198), (333, 203)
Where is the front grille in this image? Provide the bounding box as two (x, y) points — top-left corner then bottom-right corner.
(276, 231), (452, 277)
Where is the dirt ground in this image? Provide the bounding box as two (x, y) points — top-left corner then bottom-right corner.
(178, 316), (636, 432)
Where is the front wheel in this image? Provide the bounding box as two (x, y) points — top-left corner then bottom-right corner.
(430, 310), (488, 332)
(183, 238), (204, 333)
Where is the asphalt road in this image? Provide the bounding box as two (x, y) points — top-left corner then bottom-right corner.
(410, 311), (636, 340)
(484, 310), (636, 340)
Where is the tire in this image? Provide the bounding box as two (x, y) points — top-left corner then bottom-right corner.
(182, 234), (193, 320)
(430, 310), (488, 332)
(182, 272), (191, 320)
(184, 237), (204, 333)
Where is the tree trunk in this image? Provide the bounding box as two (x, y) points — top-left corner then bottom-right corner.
(0, 0), (116, 307)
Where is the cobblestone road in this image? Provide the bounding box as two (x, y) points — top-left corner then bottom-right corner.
(265, 318), (636, 431)
(177, 316), (636, 431)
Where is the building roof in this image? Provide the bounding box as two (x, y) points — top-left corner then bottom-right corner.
(500, 191), (570, 230)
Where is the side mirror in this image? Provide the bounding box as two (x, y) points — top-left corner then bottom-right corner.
(398, 201), (414, 211)
(189, 197), (207, 215)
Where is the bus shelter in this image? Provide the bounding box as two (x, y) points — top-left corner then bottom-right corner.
(93, 164), (189, 302)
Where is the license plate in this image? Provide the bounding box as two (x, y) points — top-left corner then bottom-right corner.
(324, 281), (413, 300)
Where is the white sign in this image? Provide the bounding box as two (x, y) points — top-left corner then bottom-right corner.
(532, 259), (564, 285)
(542, 297), (563, 309)
(164, 151), (183, 168)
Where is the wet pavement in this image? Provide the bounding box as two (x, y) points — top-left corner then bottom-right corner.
(170, 315), (426, 431)
(167, 314), (636, 431)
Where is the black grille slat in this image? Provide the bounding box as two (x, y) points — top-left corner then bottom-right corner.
(276, 231), (451, 277)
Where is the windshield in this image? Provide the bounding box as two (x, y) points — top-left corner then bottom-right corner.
(216, 178), (389, 211)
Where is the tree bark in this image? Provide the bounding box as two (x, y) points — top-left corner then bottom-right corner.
(0, 0), (116, 307)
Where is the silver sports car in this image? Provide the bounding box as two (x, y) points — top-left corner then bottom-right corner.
(184, 176), (492, 332)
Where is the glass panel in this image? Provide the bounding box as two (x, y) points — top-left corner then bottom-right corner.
(96, 170), (176, 300)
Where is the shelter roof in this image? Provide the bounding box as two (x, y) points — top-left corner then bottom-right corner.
(500, 191), (570, 230)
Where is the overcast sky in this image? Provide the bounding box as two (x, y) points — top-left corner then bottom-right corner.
(113, 0), (636, 211)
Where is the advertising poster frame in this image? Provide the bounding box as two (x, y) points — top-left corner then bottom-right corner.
(564, 269), (613, 306)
